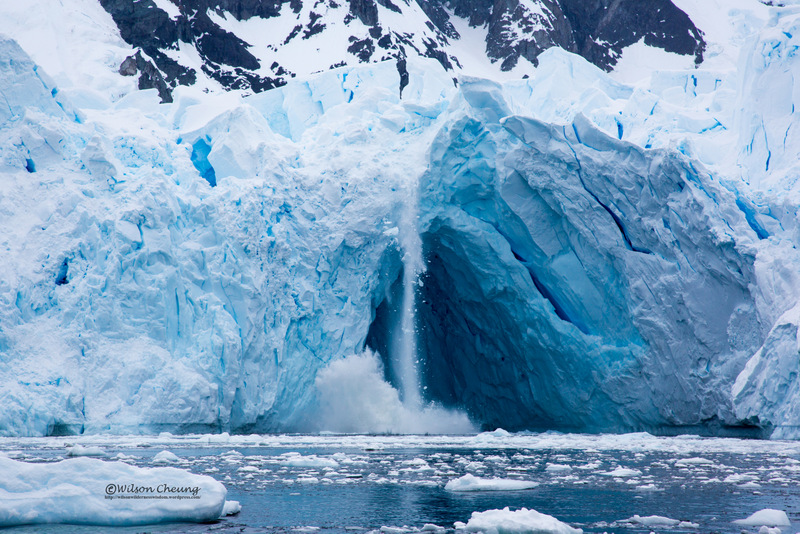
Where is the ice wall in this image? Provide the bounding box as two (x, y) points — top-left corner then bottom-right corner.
(414, 78), (766, 432)
(1, 29), (799, 437)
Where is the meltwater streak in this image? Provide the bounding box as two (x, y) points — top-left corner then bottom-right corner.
(394, 191), (424, 410)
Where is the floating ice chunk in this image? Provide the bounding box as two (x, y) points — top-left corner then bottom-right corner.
(674, 457), (714, 467)
(724, 473), (757, 483)
(464, 461), (486, 472)
(624, 515), (680, 526)
(221, 500), (241, 516)
(740, 481), (762, 489)
(280, 453), (339, 469)
(421, 524), (446, 532)
(600, 467), (641, 477)
(153, 450), (180, 464)
(733, 509), (791, 527)
(66, 445), (107, 457)
(445, 474), (538, 492)
(759, 527), (782, 534)
(0, 456), (225, 526)
(545, 464), (572, 474)
(462, 507), (582, 534)
(402, 458), (429, 467)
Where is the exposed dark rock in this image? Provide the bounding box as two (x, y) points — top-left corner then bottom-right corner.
(99, 0), (706, 97)
(414, 0), (460, 39)
(396, 56), (409, 97)
(303, 12), (326, 38)
(100, 0), (283, 99)
(348, 0), (379, 25)
(559, 0), (705, 70)
(348, 37), (376, 62)
(119, 50), (173, 103)
(485, 0), (573, 70)
(377, 0), (402, 14)
(118, 55), (137, 76)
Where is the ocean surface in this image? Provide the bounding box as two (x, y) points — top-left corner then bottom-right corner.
(2, 432), (799, 533)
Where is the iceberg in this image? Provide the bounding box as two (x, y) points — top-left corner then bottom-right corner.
(460, 507), (582, 534)
(0, 456), (227, 526)
(732, 509), (791, 528)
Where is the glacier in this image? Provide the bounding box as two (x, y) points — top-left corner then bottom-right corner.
(3, 0), (800, 438)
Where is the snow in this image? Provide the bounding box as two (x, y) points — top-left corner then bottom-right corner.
(461, 507), (582, 534)
(609, 39), (696, 85)
(444, 474), (538, 491)
(0, 456), (227, 526)
(0, 0), (136, 106)
(733, 509), (791, 527)
(152, 0), (181, 21)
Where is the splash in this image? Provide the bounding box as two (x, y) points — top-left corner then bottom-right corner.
(312, 164), (475, 434)
(314, 350), (475, 434)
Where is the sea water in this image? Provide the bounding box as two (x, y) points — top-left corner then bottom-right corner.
(1, 432), (799, 533)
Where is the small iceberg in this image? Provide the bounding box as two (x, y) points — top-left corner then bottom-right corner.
(459, 506), (582, 534)
(0, 456), (230, 527)
(733, 509), (791, 527)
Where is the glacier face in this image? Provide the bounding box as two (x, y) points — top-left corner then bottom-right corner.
(413, 80), (764, 432)
(2, 0), (800, 438)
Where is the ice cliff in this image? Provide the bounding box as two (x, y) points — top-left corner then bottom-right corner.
(3, 0), (800, 438)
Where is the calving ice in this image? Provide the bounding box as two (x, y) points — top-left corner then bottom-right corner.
(1, 0), (800, 440)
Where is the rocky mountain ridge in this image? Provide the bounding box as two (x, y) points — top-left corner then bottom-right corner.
(99, 0), (706, 101)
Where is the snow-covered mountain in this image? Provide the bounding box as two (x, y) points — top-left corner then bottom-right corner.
(97, 0), (704, 100)
(2, 0), (800, 438)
